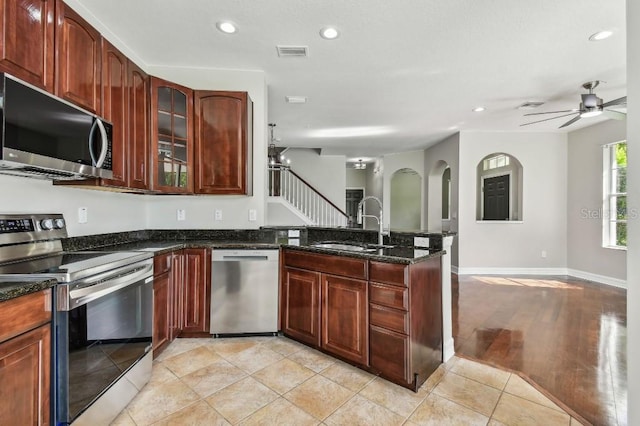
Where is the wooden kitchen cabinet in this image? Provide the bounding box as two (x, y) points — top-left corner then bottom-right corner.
(150, 77), (194, 193)
(153, 253), (172, 358)
(127, 60), (150, 190)
(368, 258), (442, 391)
(0, 289), (51, 426)
(194, 91), (253, 195)
(170, 250), (184, 340)
(281, 249), (368, 365)
(0, 0), (55, 91)
(181, 248), (210, 335)
(321, 274), (368, 365)
(281, 267), (321, 347)
(55, 0), (101, 113)
(99, 39), (128, 186)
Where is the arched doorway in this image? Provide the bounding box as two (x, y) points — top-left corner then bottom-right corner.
(390, 168), (421, 230)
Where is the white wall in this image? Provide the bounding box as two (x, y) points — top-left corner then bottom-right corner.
(143, 66), (268, 229)
(567, 120), (627, 283)
(283, 149), (346, 210)
(0, 175), (146, 236)
(382, 150), (424, 230)
(626, 1), (639, 422)
(390, 170), (422, 230)
(458, 131), (568, 272)
(346, 168), (367, 190)
(424, 133), (460, 266)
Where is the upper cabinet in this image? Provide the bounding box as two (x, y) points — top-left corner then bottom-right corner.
(194, 91), (253, 195)
(150, 77), (194, 193)
(127, 60), (149, 190)
(101, 39), (128, 186)
(55, 0), (101, 113)
(0, 0), (54, 91)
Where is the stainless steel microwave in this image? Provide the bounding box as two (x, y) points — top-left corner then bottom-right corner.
(0, 73), (113, 180)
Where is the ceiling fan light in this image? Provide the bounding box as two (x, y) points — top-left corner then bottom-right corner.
(580, 109), (603, 118)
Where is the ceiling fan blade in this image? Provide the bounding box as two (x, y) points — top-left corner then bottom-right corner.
(520, 112), (577, 127)
(523, 110), (576, 116)
(559, 115), (582, 128)
(603, 109), (627, 120)
(602, 96), (627, 108)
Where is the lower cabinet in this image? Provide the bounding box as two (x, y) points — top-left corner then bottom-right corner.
(321, 274), (368, 365)
(0, 289), (52, 425)
(281, 267), (321, 347)
(281, 249), (443, 391)
(170, 251), (184, 340)
(181, 248), (211, 335)
(281, 250), (369, 366)
(153, 253), (172, 358)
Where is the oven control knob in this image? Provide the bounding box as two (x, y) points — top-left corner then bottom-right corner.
(54, 218), (65, 229)
(40, 219), (54, 230)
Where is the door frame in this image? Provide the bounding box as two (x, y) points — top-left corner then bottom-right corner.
(346, 187), (365, 228)
(480, 171), (512, 221)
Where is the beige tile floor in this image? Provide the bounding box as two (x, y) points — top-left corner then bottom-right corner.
(111, 336), (585, 426)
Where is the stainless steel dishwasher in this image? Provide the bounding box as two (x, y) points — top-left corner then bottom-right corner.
(210, 249), (280, 336)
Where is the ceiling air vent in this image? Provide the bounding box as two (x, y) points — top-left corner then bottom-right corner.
(276, 45), (309, 57)
(517, 101), (545, 110)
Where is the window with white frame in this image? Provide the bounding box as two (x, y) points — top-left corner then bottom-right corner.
(603, 141), (627, 248)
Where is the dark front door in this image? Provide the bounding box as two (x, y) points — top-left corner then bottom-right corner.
(346, 189), (364, 228)
(483, 175), (510, 220)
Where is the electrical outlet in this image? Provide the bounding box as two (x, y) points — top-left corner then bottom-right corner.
(248, 209), (257, 221)
(78, 207), (88, 224)
(177, 209), (186, 221)
(541, 250), (547, 258)
(215, 209), (223, 221)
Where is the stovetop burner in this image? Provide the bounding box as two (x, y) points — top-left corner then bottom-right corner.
(0, 213), (152, 283)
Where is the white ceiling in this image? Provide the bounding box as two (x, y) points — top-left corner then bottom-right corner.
(77, 0), (626, 159)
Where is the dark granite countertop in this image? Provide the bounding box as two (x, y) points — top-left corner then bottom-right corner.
(282, 243), (444, 265)
(0, 279), (56, 302)
(91, 240), (281, 254)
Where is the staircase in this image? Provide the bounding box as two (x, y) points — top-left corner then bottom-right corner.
(268, 166), (348, 227)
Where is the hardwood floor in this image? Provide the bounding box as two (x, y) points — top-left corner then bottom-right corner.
(453, 274), (627, 426)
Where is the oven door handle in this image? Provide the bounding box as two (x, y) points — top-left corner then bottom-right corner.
(58, 261), (154, 311)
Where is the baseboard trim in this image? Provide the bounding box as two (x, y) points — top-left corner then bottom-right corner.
(457, 267), (567, 275)
(566, 268), (627, 289)
(451, 265), (459, 275)
(442, 337), (455, 363)
(456, 267), (626, 289)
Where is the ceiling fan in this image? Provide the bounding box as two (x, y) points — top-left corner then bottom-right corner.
(520, 81), (627, 128)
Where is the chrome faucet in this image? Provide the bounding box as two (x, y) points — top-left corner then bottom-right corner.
(357, 196), (388, 245)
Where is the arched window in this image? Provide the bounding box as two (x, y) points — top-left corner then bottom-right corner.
(476, 153), (523, 221)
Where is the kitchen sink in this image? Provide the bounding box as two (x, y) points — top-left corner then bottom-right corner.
(311, 243), (376, 252)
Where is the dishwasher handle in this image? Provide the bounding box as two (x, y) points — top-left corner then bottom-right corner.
(218, 255), (270, 261)
(211, 249), (279, 262)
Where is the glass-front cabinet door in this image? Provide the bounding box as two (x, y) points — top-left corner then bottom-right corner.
(150, 78), (194, 193)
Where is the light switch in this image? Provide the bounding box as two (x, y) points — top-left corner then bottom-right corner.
(215, 209), (223, 221)
(248, 209), (257, 221)
(78, 207), (88, 224)
(177, 209), (186, 221)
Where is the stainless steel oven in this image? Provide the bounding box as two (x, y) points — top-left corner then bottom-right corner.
(0, 214), (154, 426)
(55, 257), (153, 425)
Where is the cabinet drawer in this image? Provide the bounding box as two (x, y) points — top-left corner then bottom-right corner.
(283, 250), (367, 280)
(370, 282), (408, 310)
(370, 304), (409, 334)
(370, 325), (410, 384)
(0, 289), (52, 343)
(369, 262), (407, 287)
(154, 253), (172, 275)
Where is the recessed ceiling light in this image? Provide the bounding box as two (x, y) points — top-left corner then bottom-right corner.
(320, 26), (340, 40)
(472, 106), (485, 112)
(589, 30), (613, 41)
(216, 21), (237, 34)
